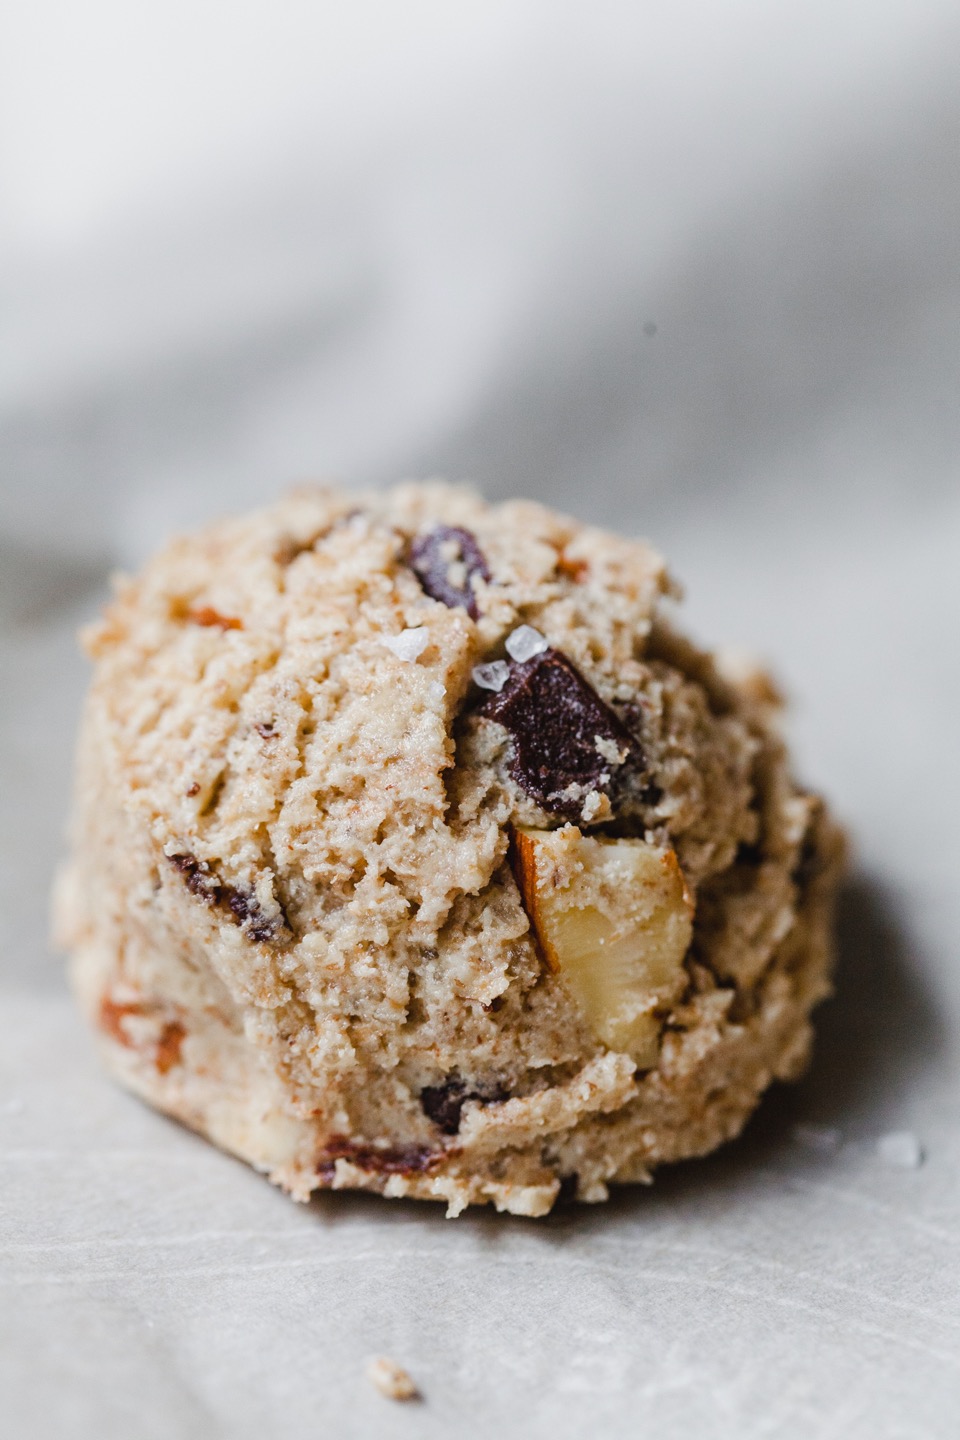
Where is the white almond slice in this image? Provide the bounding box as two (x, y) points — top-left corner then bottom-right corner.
(513, 826), (694, 1067)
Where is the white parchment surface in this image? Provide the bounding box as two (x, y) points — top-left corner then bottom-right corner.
(2, 5), (959, 1435)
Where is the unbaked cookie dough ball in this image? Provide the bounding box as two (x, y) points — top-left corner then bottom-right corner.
(55, 484), (844, 1216)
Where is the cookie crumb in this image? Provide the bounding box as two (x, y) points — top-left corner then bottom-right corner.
(579, 788), (610, 823)
(594, 734), (628, 765)
(366, 1356), (421, 1402)
(877, 1131), (924, 1169)
(382, 626), (429, 662)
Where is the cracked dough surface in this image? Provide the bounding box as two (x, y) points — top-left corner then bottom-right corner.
(55, 483), (844, 1216)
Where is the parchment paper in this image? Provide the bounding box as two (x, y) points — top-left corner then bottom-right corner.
(2, 5), (960, 1435)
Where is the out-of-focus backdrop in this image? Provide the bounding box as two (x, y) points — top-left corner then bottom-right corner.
(2, 4), (959, 1437)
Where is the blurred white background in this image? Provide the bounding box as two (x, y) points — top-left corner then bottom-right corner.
(3, 0), (959, 559)
(2, 5), (960, 1437)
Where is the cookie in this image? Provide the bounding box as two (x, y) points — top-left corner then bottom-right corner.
(54, 483), (845, 1216)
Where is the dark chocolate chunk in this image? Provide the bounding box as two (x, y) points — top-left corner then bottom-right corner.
(167, 852), (287, 944)
(222, 885), (285, 944)
(479, 648), (643, 820)
(420, 1077), (509, 1135)
(408, 525), (490, 619)
(169, 851), (221, 903)
(420, 1079), (468, 1134)
(319, 1136), (444, 1176)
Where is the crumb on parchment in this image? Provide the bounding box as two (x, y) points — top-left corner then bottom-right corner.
(366, 1355), (421, 1402)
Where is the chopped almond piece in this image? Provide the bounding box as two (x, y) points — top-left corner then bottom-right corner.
(513, 827), (693, 1066)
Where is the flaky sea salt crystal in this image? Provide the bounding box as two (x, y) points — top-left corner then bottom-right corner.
(428, 680), (447, 703)
(877, 1131), (924, 1169)
(472, 660), (510, 692)
(505, 625), (548, 663)
(382, 626), (429, 662)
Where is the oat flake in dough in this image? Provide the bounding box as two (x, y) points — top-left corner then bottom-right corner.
(54, 483), (845, 1217)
